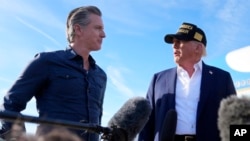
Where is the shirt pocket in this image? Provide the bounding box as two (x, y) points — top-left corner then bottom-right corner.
(50, 71), (84, 98)
(54, 71), (80, 84)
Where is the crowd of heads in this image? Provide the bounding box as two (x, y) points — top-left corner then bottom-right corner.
(0, 122), (84, 141)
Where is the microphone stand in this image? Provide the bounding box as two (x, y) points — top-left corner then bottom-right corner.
(0, 111), (127, 141)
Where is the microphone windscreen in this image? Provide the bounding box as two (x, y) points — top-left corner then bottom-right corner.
(160, 109), (177, 141)
(218, 95), (250, 141)
(108, 96), (152, 141)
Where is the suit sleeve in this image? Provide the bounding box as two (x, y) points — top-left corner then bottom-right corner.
(228, 74), (237, 94)
(226, 72), (237, 96)
(138, 75), (156, 141)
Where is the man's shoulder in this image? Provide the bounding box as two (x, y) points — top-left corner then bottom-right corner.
(203, 63), (230, 76)
(155, 67), (176, 75)
(33, 50), (67, 60)
(37, 49), (65, 56)
(204, 63), (228, 71)
(151, 67), (177, 80)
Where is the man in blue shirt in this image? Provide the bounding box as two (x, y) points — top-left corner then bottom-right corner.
(0, 5), (107, 141)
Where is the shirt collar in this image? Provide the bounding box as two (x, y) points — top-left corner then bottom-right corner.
(65, 47), (96, 68)
(194, 60), (202, 71)
(177, 60), (203, 73)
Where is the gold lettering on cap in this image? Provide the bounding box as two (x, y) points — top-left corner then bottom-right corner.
(180, 25), (193, 30)
(194, 32), (203, 41)
(178, 29), (189, 34)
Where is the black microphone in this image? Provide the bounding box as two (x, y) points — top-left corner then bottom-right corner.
(0, 97), (152, 141)
(105, 96), (152, 141)
(0, 110), (111, 135)
(160, 109), (177, 141)
(218, 95), (250, 141)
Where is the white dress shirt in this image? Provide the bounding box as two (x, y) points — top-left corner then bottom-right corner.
(175, 60), (202, 135)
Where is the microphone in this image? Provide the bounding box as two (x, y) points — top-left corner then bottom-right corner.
(105, 96), (152, 141)
(0, 97), (152, 141)
(159, 109), (177, 141)
(0, 110), (111, 135)
(218, 95), (250, 141)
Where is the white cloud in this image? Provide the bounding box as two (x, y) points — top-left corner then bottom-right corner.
(0, 0), (65, 31)
(16, 17), (62, 47)
(107, 66), (134, 97)
(217, 0), (248, 23)
(226, 46), (250, 72)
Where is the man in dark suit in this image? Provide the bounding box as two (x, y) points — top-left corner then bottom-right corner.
(138, 22), (236, 141)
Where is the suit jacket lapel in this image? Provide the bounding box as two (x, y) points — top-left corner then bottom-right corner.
(196, 62), (214, 120)
(169, 67), (177, 109)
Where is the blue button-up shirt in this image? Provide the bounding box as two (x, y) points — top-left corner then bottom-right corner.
(1, 48), (107, 141)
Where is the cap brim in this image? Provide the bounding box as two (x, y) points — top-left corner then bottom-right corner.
(164, 34), (175, 44)
(164, 34), (192, 44)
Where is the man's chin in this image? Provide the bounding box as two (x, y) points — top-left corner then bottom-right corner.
(174, 58), (180, 63)
(92, 47), (101, 51)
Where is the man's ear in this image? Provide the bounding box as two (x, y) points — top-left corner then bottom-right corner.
(73, 24), (83, 35)
(195, 43), (202, 53)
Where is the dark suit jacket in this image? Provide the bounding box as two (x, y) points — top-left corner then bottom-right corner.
(138, 62), (236, 141)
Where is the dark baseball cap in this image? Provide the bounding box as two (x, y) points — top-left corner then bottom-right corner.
(164, 22), (207, 46)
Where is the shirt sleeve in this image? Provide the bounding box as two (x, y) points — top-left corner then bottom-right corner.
(0, 53), (48, 134)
